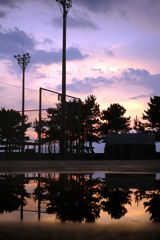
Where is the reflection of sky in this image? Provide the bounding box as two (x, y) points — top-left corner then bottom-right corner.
(0, 192), (150, 223)
(0, 174), (155, 223)
(97, 189), (151, 224)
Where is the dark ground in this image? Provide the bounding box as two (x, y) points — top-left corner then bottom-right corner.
(0, 222), (160, 240)
(0, 159), (160, 173)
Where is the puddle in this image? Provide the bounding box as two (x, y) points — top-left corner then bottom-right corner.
(0, 173), (159, 223)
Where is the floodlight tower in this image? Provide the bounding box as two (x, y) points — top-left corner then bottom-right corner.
(14, 53), (31, 158)
(56, 0), (72, 160)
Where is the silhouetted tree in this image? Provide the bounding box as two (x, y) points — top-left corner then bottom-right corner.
(45, 107), (61, 153)
(33, 107), (61, 153)
(101, 103), (131, 136)
(34, 95), (101, 154)
(142, 96), (160, 141)
(33, 118), (46, 139)
(133, 115), (145, 132)
(80, 95), (101, 153)
(0, 108), (31, 152)
(33, 100), (81, 154)
(65, 100), (81, 154)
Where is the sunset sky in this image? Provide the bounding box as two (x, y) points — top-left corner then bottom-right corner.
(0, 0), (160, 129)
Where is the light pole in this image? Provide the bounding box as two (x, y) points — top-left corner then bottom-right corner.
(56, 0), (72, 160)
(14, 53), (31, 159)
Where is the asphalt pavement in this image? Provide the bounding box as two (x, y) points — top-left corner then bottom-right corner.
(0, 160), (160, 173)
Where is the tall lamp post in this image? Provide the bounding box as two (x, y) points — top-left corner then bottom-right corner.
(56, 0), (72, 160)
(14, 53), (31, 158)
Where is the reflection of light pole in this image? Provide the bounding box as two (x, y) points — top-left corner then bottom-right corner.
(14, 53), (31, 159)
(56, 0), (72, 160)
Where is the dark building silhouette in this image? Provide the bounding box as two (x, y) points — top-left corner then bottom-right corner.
(104, 132), (155, 160)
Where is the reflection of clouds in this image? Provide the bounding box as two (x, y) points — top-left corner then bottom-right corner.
(0, 209), (20, 221)
(87, 173), (105, 179)
(126, 199), (150, 223)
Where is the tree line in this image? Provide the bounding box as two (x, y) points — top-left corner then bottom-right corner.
(0, 95), (160, 153)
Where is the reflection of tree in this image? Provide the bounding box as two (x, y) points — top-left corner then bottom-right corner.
(44, 174), (102, 222)
(135, 189), (160, 222)
(32, 174), (47, 220)
(32, 174), (134, 221)
(144, 191), (160, 222)
(134, 189), (146, 205)
(0, 174), (30, 214)
(101, 187), (132, 219)
(80, 175), (102, 222)
(32, 175), (46, 203)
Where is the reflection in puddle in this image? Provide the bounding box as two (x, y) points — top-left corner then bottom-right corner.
(0, 173), (159, 223)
